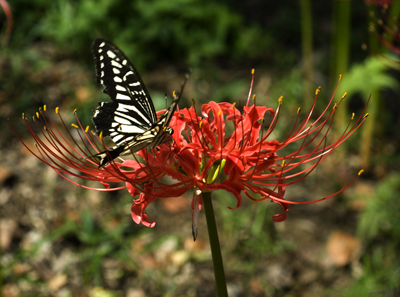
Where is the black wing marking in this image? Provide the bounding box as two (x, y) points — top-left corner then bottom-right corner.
(89, 39), (189, 167)
(91, 39), (157, 146)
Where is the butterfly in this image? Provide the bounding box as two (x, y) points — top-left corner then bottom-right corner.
(90, 39), (187, 167)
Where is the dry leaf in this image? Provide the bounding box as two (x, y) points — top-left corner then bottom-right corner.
(326, 231), (361, 266)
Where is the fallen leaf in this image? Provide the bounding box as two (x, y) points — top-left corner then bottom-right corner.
(326, 231), (361, 266)
(0, 219), (17, 249)
(48, 274), (67, 291)
(0, 166), (11, 184)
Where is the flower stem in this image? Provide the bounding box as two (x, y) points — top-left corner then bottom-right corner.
(202, 191), (228, 297)
(300, 0), (314, 103)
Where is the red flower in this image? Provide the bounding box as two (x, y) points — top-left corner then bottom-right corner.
(10, 72), (369, 228)
(364, 1), (400, 69)
(364, 0), (392, 6)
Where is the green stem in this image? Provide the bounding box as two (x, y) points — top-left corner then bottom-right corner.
(202, 191), (228, 297)
(331, 0), (351, 131)
(300, 0), (314, 103)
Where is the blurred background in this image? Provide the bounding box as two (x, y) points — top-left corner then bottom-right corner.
(1, 0), (400, 296)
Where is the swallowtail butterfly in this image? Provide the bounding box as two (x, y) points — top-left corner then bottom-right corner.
(90, 39), (187, 167)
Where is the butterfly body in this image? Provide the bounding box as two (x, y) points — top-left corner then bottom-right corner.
(90, 39), (185, 167)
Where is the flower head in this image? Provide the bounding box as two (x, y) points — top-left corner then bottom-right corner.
(363, 1), (400, 69)
(10, 71), (369, 228)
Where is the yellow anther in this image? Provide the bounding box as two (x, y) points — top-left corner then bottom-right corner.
(297, 107), (301, 114)
(251, 69), (255, 74)
(71, 124), (79, 129)
(36, 112), (39, 118)
(261, 118), (265, 123)
(339, 74), (342, 80)
(252, 94), (256, 100)
(85, 126), (89, 133)
(118, 125), (122, 130)
(315, 88), (320, 95)
(163, 126), (167, 132)
(342, 92), (347, 99)
(73, 109), (77, 114)
(32, 116), (35, 121)
(318, 86), (321, 90)
(173, 90), (176, 97)
(278, 95), (283, 104)
(99, 131), (103, 141)
(358, 169), (364, 176)
(218, 110), (222, 116)
(309, 124), (313, 129)
(44, 126), (47, 130)
(363, 113), (369, 118)
(281, 160), (285, 167)
(55, 107), (59, 114)
(199, 121), (203, 129)
(22, 113), (25, 119)
(333, 103), (337, 110)
(44, 105), (46, 111)
(232, 102), (236, 108)
(351, 113), (354, 120)
(34, 143), (38, 147)
(39, 107), (42, 111)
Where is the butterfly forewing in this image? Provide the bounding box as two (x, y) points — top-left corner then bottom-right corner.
(92, 39), (157, 145)
(89, 39), (188, 167)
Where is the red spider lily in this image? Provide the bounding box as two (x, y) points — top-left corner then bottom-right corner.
(0, 0), (13, 43)
(10, 71), (369, 228)
(363, 1), (400, 69)
(364, 0), (392, 6)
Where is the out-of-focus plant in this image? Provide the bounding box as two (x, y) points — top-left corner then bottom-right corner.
(34, 0), (272, 68)
(337, 57), (398, 98)
(299, 0), (314, 103)
(337, 57), (398, 169)
(3, 201), (140, 288)
(0, 0), (13, 43)
(335, 174), (400, 297)
(358, 174), (400, 243)
(330, 0), (351, 136)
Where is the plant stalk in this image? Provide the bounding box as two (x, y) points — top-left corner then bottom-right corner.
(202, 191), (228, 297)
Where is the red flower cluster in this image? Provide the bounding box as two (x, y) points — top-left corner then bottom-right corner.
(10, 72), (369, 227)
(364, 0), (400, 69)
(364, 0), (392, 6)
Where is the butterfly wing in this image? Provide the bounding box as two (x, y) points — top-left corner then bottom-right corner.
(92, 39), (157, 146)
(89, 39), (187, 167)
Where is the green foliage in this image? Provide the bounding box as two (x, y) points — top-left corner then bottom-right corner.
(357, 174), (400, 244)
(214, 190), (293, 256)
(3, 202), (140, 288)
(338, 174), (400, 296)
(337, 57), (399, 100)
(10, 0), (273, 69)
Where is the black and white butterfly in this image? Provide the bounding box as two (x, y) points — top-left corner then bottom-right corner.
(90, 39), (187, 167)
